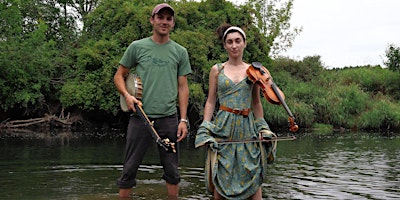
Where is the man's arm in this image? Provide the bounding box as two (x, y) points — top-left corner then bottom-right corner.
(177, 75), (189, 142)
(114, 65), (141, 112)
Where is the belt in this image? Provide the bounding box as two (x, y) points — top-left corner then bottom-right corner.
(219, 105), (251, 117)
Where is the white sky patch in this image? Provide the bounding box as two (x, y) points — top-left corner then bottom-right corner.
(227, 0), (400, 68)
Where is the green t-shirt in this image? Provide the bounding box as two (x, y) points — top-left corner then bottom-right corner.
(119, 37), (192, 118)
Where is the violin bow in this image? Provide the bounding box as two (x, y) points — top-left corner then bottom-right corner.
(216, 136), (296, 144)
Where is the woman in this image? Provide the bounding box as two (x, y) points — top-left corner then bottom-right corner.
(195, 23), (276, 199)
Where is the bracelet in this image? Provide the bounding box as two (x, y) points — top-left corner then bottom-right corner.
(179, 118), (188, 124)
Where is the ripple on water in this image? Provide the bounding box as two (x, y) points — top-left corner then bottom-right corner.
(264, 143), (400, 200)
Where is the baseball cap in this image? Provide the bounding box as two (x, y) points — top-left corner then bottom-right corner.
(152, 3), (175, 16)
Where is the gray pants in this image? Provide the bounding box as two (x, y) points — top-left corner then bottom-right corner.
(117, 113), (180, 188)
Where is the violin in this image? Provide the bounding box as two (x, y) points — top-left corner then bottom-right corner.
(246, 62), (299, 133)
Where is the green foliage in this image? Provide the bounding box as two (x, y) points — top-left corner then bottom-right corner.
(60, 38), (120, 113)
(384, 43), (400, 72)
(324, 84), (369, 128)
(0, 21), (58, 113)
(271, 57), (400, 131)
(189, 83), (206, 111)
(284, 81), (319, 127)
(63, 0), (100, 19)
(312, 123), (334, 135)
(268, 58), (323, 128)
(359, 96), (400, 130)
(82, 0), (154, 43)
(0, 0), (23, 37)
(60, 69), (117, 113)
(71, 0), (293, 116)
(171, 29), (214, 84)
(0, 0), (80, 116)
(247, 0), (302, 56)
(2, 0), (400, 131)
(327, 66), (400, 100)
(272, 55), (323, 81)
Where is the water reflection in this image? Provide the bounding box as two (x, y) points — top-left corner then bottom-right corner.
(262, 135), (400, 200)
(0, 130), (399, 199)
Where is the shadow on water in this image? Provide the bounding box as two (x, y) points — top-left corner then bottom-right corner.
(0, 130), (399, 199)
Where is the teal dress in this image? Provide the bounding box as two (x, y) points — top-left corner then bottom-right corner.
(195, 64), (273, 199)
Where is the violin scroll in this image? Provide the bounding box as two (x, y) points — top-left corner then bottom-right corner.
(252, 62), (267, 75)
(288, 117), (299, 133)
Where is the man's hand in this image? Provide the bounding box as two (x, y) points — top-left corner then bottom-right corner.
(124, 93), (142, 112)
(177, 122), (188, 142)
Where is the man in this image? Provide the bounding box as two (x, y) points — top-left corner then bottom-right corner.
(113, 3), (192, 199)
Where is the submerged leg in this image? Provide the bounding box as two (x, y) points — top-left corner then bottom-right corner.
(166, 182), (179, 199)
(118, 188), (132, 199)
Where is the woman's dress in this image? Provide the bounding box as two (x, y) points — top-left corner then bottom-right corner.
(195, 64), (273, 199)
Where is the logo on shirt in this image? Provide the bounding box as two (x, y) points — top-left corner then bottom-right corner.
(151, 57), (169, 67)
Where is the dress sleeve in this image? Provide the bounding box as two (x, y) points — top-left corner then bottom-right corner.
(195, 121), (217, 148)
(254, 117), (271, 132)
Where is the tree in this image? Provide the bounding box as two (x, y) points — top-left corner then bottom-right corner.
(246, 0), (302, 57)
(1, 0), (308, 129)
(384, 43), (400, 72)
(0, 21), (58, 114)
(0, 0), (79, 117)
(62, 0), (100, 19)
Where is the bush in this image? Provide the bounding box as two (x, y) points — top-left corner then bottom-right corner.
(359, 96), (400, 130)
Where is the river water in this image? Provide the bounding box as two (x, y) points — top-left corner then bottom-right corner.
(0, 130), (399, 200)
